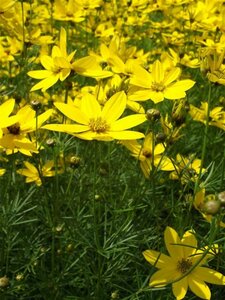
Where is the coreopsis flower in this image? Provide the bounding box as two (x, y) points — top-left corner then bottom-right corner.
(53, 0), (85, 23)
(17, 161), (58, 186)
(189, 102), (225, 131)
(130, 60), (195, 103)
(28, 27), (76, 92)
(122, 132), (174, 178)
(0, 104), (53, 156)
(43, 91), (146, 141)
(28, 27), (112, 92)
(170, 154), (205, 184)
(143, 226), (225, 299)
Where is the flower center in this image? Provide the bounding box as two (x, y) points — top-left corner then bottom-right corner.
(177, 258), (192, 274)
(89, 117), (110, 133)
(7, 123), (20, 135)
(151, 82), (165, 92)
(143, 149), (152, 158)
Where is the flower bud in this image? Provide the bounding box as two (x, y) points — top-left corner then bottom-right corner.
(69, 156), (80, 168)
(31, 100), (41, 111)
(46, 138), (56, 147)
(146, 109), (161, 122)
(0, 276), (9, 288)
(155, 132), (166, 143)
(218, 191), (225, 206)
(202, 199), (221, 215)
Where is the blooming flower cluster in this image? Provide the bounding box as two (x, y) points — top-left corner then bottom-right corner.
(1, 0), (225, 299)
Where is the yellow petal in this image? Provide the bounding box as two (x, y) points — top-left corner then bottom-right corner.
(188, 276), (211, 299)
(164, 226), (184, 259)
(0, 99), (15, 117)
(194, 267), (225, 285)
(130, 65), (152, 88)
(30, 75), (59, 92)
(172, 277), (188, 300)
(143, 249), (173, 268)
(164, 80), (195, 99)
(109, 130), (144, 140)
(28, 70), (53, 79)
(81, 93), (101, 119)
(164, 67), (181, 86)
(54, 102), (89, 124)
(149, 91), (164, 103)
(150, 267), (179, 287)
(59, 27), (67, 57)
(43, 124), (89, 133)
(102, 91), (126, 123)
(181, 230), (198, 258)
(111, 114), (146, 131)
(152, 60), (164, 83)
(40, 55), (54, 70)
(24, 161), (38, 173)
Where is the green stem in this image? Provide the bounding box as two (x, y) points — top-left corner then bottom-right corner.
(195, 83), (212, 192)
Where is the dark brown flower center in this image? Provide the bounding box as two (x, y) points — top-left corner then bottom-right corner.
(142, 149), (152, 158)
(7, 123), (20, 135)
(177, 258), (192, 274)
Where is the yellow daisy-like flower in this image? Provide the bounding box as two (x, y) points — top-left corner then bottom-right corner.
(143, 226), (225, 300)
(130, 60), (195, 103)
(0, 104), (53, 156)
(43, 91), (146, 141)
(28, 27), (76, 92)
(17, 161), (58, 186)
(122, 132), (174, 178)
(189, 102), (225, 131)
(28, 27), (112, 92)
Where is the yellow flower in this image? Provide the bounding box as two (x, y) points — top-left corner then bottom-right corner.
(170, 154), (204, 184)
(53, 0), (85, 23)
(43, 91), (146, 141)
(122, 132), (174, 178)
(0, 105), (53, 156)
(130, 60), (195, 103)
(189, 102), (225, 131)
(28, 27), (76, 92)
(17, 161), (58, 186)
(28, 26), (112, 92)
(143, 226), (225, 299)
